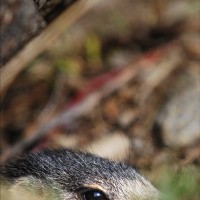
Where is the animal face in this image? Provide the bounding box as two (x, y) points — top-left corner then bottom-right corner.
(1, 149), (160, 200)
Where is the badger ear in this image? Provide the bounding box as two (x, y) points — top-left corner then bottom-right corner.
(8, 176), (52, 200)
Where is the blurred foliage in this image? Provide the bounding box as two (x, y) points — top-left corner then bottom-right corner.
(54, 57), (81, 76)
(159, 166), (200, 200)
(84, 34), (102, 67)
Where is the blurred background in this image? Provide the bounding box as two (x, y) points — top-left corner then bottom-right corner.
(1, 0), (200, 199)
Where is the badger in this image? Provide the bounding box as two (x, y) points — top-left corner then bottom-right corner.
(1, 149), (160, 200)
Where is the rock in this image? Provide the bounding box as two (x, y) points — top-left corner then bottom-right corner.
(153, 66), (200, 147)
(0, 0), (46, 66)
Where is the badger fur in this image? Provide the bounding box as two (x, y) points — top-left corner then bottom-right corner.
(1, 149), (160, 200)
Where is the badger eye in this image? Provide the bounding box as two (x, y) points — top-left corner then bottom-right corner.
(82, 190), (108, 200)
